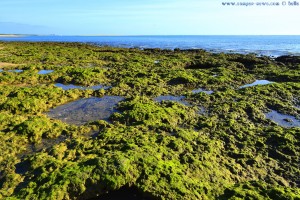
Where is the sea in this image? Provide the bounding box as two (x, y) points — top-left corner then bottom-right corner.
(1, 35), (300, 57)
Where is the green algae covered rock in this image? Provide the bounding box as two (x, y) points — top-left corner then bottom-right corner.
(0, 42), (299, 199)
(219, 181), (300, 200)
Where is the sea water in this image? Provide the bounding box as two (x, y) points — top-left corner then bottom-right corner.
(1, 35), (300, 57)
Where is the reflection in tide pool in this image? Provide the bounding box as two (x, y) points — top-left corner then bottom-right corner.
(154, 95), (191, 106)
(47, 96), (124, 125)
(55, 83), (110, 90)
(265, 110), (300, 127)
(38, 70), (54, 74)
(8, 69), (23, 73)
(239, 80), (274, 89)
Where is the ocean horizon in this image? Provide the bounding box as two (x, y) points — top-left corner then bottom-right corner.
(1, 35), (300, 57)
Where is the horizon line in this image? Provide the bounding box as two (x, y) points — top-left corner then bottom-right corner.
(1, 34), (300, 37)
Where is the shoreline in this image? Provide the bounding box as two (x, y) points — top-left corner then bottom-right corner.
(0, 39), (299, 57)
(0, 34), (27, 37)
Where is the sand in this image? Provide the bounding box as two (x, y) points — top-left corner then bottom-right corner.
(0, 62), (21, 67)
(0, 34), (22, 37)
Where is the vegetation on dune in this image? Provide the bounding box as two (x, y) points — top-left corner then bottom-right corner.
(0, 41), (299, 199)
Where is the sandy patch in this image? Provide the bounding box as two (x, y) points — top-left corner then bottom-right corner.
(0, 62), (21, 67)
(0, 34), (21, 37)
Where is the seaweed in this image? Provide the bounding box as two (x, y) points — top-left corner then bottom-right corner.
(0, 41), (299, 199)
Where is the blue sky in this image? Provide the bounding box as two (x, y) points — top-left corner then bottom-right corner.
(0, 0), (300, 35)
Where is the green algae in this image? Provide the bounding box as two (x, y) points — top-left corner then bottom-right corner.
(219, 181), (300, 200)
(0, 42), (299, 199)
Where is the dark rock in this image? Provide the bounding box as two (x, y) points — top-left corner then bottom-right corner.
(275, 55), (300, 64)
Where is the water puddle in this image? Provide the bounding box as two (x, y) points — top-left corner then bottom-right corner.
(55, 83), (110, 90)
(18, 135), (68, 159)
(47, 96), (124, 125)
(7, 69), (24, 73)
(38, 69), (54, 74)
(154, 95), (191, 106)
(239, 80), (274, 89)
(15, 135), (71, 175)
(265, 110), (300, 127)
(192, 88), (214, 95)
(197, 106), (208, 115)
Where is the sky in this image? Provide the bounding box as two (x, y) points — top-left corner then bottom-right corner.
(0, 0), (300, 35)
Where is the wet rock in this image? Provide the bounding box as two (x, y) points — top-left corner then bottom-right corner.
(154, 95), (191, 106)
(86, 186), (155, 200)
(226, 54), (271, 69)
(275, 55), (300, 64)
